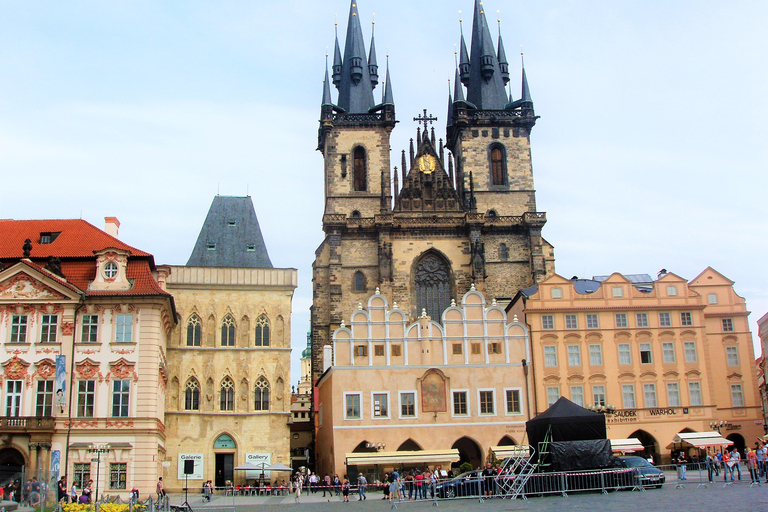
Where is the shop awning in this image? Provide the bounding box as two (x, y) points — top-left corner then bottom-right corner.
(666, 432), (734, 449)
(490, 445), (531, 459)
(610, 438), (644, 453)
(345, 449), (460, 466)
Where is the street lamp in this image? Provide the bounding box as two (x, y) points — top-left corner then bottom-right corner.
(88, 444), (111, 503)
(710, 420), (726, 435)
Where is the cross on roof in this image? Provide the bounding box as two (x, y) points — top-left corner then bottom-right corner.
(413, 109), (438, 131)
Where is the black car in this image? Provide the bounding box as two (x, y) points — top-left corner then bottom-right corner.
(614, 456), (665, 488)
(434, 470), (491, 498)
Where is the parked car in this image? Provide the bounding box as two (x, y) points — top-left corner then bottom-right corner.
(614, 456), (665, 488)
(434, 470), (490, 498)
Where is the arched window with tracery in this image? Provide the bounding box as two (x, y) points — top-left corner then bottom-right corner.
(353, 146), (367, 191)
(489, 144), (507, 185)
(185, 379), (200, 410)
(414, 253), (451, 323)
(220, 378), (234, 411)
(186, 314), (201, 346)
(254, 377), (270, 411)
(255, 316), (270, 347)
(221, 315), (236, 347)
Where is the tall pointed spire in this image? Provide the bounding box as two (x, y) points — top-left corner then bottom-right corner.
(466, 0), (508, 109)
(381, 56), (394, 105)
(332, 22), (342, 87)
(446, 79), (453, 127)
(368, 20), (379, 88)
(521, 61), (532, 103)
(458, 22), (470, 86)
(337, 0), (376, 113)
(321, 60), (333, 106)
(453, 66), (466, 103)
(497, 23), (510, 85)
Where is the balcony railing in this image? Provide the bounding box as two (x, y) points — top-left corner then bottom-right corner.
(0, 416), (55, 432)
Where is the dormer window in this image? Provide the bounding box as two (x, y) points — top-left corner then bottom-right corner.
(206, 243), (216, 251)
(104, 262), (118, 279)
(246, 244), (256, 252)
(227, 220), (236, 227)
(39, 232), (60, 244)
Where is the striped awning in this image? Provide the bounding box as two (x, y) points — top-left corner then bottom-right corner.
(490, 445), (531, 459)
(610, 438), (644, 453)
(345, 449), (460, 466)
(669, 432), (733, 449)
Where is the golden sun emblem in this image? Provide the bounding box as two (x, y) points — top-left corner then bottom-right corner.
(417, 154), (437, 174)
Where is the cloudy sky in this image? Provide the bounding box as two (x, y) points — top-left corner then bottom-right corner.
(2, 1), (766, 382)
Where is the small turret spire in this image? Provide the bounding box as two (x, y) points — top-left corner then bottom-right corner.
(401, 150), (407, 182)
(368, 18), (379, 88)
(521, 52), (532, 103)
(453, 66), (466, 103)
(497, 15), (510, 85)
(332, 21), (342, 87)
(322, 56), (333, 106)
(446, 78), (453, 127)
(381, 54), (394, 105)
(458, 15), (470, 86)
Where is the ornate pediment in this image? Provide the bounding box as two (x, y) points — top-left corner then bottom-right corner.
(0, 273), (66, 300)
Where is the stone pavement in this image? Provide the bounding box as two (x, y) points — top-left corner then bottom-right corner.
(166, 481), (768, 512)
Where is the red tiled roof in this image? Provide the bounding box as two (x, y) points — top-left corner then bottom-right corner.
(0, 219), (150, 259)
(16, 259), (84, 295)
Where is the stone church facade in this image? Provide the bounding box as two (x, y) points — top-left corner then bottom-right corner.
(311, 0), (555, 382)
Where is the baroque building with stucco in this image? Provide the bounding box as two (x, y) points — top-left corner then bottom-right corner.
(163, 196), (297, 489)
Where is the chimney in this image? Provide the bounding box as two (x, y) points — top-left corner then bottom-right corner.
(105, 217), (121, 238)
(323, 344), (333, 373)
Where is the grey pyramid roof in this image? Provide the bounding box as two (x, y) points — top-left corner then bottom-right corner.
(337, 0), (376, 113)
(322, 64), (333, 106)
(466, 0), (509, 109)
(186, 196), (273, 268)
(381, 60), (394, 105)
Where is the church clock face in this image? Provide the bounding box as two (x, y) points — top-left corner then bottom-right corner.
(417, 154), (436, 174)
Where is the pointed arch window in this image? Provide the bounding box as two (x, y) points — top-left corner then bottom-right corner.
(499, 243), (509, 261)
(255, 316), (270, 347)
(220, 378), (234, 411)
(489, 144), (507, 185)
(354, 271), (366, 293)
(186, 314), (202, 346)
(185, 379), (200, 410)
(254, 377), (270, 411)
(353, 147), (367, 191)
(414, 253), (451, 323)
(221, 315), (236, 347)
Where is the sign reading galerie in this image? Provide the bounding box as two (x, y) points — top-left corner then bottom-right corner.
(178, 453), (204, 480)
(245, 453), (271, 479)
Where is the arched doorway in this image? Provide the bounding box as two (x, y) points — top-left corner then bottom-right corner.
(397, 439), (423, 451)
(0, 447), (26, 487)
(497, 436), (516, 446)
(629, 429), (659, 463)
(352, 441), (378, 453)
(213, 433), (236, 487)
(452, 437), (482, 472)
(727, 433), (746, 456)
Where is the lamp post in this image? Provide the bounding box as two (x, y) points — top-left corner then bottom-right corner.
(88, 444), (111, 503)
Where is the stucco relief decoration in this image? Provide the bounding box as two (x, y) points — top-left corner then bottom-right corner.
(106, 419), (134, 428)
(419, 369), (448, 413)
(106, 359), (138, 383)
(61, 321), (74, 336)
(2, 355), (31, 386)
(33, 359), (56, 380)
(0, 274), (64, 300)
(75, 359), (104, 382)
(102, 252), (120, 282)
(65, 420), (98, 428)
(111, 347), (135, 355)
(36, 346), (60, 355)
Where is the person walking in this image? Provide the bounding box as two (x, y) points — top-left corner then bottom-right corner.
(705, 450), (715, 483)
(322, 474), (331, 497)
(157, 477), (166, 501)
(677, 452), (687, 481)
(357, 474), (367, 501)
(57, 477), (68, 503)
(747, 447), (759, 483)
(341, 475), (350, 503)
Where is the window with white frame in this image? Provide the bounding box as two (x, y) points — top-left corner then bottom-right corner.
(5, 380), (23, 416)
(622, 384), (636, 409)
(643, 383), (657, 408)
(615, 313), (627, 328)
(400, 392), (416, 417)
(666, 383), (680, 407)
(115, 314), (133, 343)
(36, 380), (53, 416)
(77, 380), (95, 417)
(667, 285), (678, 297)
(612, 286), (623, 298)
(707, 293), (718, 304)
(730, 384), (744, 407)
(453, 391), (468, 416)
(344, 393), (361, 419)
(618, 343), (631, 365)
(688, 382), (702, 406)
(726, 346), (739, 366)
(544, 346), (557, 367)
(722, 318), (734, 332)
(661, 342), (675, 364)
(479, 390), (495, 415)
(546, 387), (560, 407)
(589, 344), (603, 366)
(565, 314), (578, 329)
(111, 379), (130, 417)
(81, 314), (99, 343)
(542, 315), (554, 330)
(10, 315), (28, 343)
(659, 312), (671, 327)
(551, 287), (563, 299)
(636, 313), (648, 328)
(592, 385), (606, 406)
(40, 315), (58, 343)
(567, 345), (581, 366)
(372, 392), (389, 418)
(683, 341), (697, 363)
(639, 343), (652, 364)
(570, 386), (584, 407)
(505, 389), (521, 414)
(680, 312), (693, 326)
(586, 314), (599, 329)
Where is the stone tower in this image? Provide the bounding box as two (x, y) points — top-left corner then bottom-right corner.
(312, 0), (554, 380)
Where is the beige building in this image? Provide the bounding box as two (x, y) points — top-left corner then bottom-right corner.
(0, 218), (175, 497)
(510, 268), (762, 463)
(163, 196), (297, 489)
(315, 288), (531, 479)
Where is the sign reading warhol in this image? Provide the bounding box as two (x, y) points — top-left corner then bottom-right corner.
(178, 453), (204, 480)
(245, 453), (271, 479)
